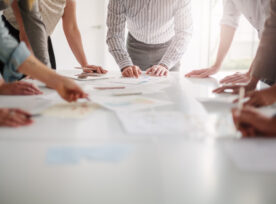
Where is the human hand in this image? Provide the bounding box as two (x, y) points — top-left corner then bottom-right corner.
(0, 108), (33, 127)
(220, 72), (251, 84)
(82, 65), (108, 74)
(243, 88), (276, 107)
(122, 66), (142, 78)
(0, 81), (43, 95)
(146, 65), (169, 77)
(232, 107), (276, 137)
(55, 77), (88, 102)
(185, 65), (220, 78)
(213, 81), (256, 95)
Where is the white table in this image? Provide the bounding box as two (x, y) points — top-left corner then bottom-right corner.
(1, 70), (276, 204)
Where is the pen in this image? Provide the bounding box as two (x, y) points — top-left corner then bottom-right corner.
(28, 113), (42, 118)
(238, 87), (245, 115)
(75, 67), (98, 73)
(95, 86), (125, 90)
(112, 92), (143, 97)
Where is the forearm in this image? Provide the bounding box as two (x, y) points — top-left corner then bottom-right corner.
(214, 25), (236, 67)
(18, 55), (62, 88)
(107, 36), (133, 70)
(64, 26), (88, 67)
(159, 34), (191, 69)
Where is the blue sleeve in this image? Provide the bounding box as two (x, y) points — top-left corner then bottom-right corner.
(0, 13), (31, 82)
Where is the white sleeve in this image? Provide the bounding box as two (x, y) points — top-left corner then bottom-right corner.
(220, 0), (241, 28)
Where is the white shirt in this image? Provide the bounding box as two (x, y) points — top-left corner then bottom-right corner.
(106, 0), (193, 70)
(221, 0), (270, 38)
(4, 0), (67, 36)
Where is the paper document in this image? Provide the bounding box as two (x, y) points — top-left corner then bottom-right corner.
(109, 74), (169, 85)
(42, 102), (99, 118)
(117, 111), (214, 136)
(92, 96), (173, 112)
(84, 83), (169, 96)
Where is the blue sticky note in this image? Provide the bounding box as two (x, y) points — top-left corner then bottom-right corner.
(46, 144), (133, 165)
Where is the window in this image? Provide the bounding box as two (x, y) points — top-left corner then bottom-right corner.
(183, 0), (260, 73)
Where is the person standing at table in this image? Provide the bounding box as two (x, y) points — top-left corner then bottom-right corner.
(186, 0), (270, 84)
(0, 1), (88, 127)
(106, 0), (193, 78)
(0, 0), (107, 96)
(0, 0), (50, 67)
(232, 0), (276, 137)
(3, 0), (107, 74)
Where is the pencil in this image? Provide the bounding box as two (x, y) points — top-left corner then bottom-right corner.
(237, 87), (245, 115)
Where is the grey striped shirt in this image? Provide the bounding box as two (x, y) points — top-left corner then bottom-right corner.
(106, 0), (193, 70)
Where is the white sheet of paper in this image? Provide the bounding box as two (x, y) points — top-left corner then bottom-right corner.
(222, 140), (276, 172)
(109, 74), (169, 85)
(84, 83), (170, 96)
(0, 95), (53, 114)
(92, 96), (173, 112)
(117, 111), (214, 136)
(42, 102), (99, 118)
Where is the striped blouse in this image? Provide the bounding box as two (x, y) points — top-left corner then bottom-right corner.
(106, 0), (193, 70)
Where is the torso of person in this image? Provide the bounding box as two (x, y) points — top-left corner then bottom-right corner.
(121, 0), (183, 44)
(3, 0), (67, 36)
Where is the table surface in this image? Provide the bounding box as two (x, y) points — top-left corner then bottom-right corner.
(1, 70), (276, 204)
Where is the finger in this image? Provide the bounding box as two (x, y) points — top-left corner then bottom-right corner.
(159, 69), (165, 76)
(137, 67), (142, 75)
(29, 84), (43, 94)
(84, 68), (93, 73)
(220, 75), (237, 83)
(10, 114), (31, 125)
(153, 67), (160, 76)
(14, 109), (31, 117)
(151, 66), (158, 76)
(156, 68), (163, 76)
(128, 68), (134, 77)
(25, 87), (41, 95)
(213, 86), (230, 93)
(220, 76), (239, 84)
(122, 69), (129, 77)
(185, 70), (205, 77)
(198, 71), (213, 78)
(146, 67), (153, 75)
(133, 67), (139, 78)
(221, 77), (244, 84)
(4, 120), (20, 127)
(100, 67), (108, 74)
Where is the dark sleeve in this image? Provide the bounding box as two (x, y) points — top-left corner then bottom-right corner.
(17, 0), (50, 67)
(252, 0), (276, 85)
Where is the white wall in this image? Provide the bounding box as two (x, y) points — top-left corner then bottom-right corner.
(51, 0), (115, 70)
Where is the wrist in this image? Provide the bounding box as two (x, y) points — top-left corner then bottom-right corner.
(159, 63), (168, 70)
(121, 66), (132, 72)
(212, 63), (221, 70)
(248, 76), (258, 88)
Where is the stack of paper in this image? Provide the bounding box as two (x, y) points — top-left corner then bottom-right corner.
(92, 95), (173, 113)
(117, 111), (214, 136)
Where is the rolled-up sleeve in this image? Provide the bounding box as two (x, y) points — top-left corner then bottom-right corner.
(221, 0), (241, 28)
(0, 15), (30, 82)
(106, 0), (133, 70)
(159, 0), (193, 69)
